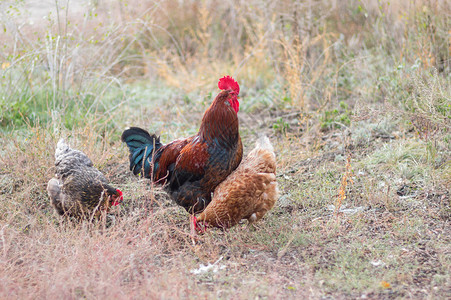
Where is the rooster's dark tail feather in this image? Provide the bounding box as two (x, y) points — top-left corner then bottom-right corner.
(121, 127), (162, 178)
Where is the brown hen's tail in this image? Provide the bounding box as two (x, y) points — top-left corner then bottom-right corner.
(255, 135), (274, 152)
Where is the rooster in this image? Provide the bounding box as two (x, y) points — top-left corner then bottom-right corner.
(195, 135), (278, 229)
(121, 76), (243, 216)
(47, 139), (123, 218)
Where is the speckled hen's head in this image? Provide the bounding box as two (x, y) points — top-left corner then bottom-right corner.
(110, 189), (123, 206)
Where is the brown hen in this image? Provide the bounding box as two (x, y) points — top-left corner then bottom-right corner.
(195, 135), (278, 229)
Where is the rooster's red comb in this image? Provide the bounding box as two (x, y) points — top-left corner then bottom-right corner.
(218, 76), (239, 94)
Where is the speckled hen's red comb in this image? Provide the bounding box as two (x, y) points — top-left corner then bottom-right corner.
(112, 189), (123, 206)
(218, 76), (239, 94)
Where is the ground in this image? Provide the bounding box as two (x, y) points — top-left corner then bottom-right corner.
(0, 0), (450, 299)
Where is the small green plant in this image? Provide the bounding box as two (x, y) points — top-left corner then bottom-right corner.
(320, 101), (352, 131)
(272, 117), (290, 134)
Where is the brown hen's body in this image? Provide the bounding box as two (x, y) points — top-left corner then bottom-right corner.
(196, 136), (279, 228)
(47, 139), (122, 218)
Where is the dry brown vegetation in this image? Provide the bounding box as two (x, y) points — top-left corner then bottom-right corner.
(0, 0), (450, 299)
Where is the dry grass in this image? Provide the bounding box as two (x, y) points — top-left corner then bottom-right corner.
(1, 0), (450, 299)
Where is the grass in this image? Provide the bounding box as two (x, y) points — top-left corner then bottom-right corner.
(1, 0), (450, 298)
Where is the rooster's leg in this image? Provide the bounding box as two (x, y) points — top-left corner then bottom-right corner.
(189, 215), (197, 245)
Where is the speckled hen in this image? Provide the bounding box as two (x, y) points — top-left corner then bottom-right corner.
(47, 139), (123, 218)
